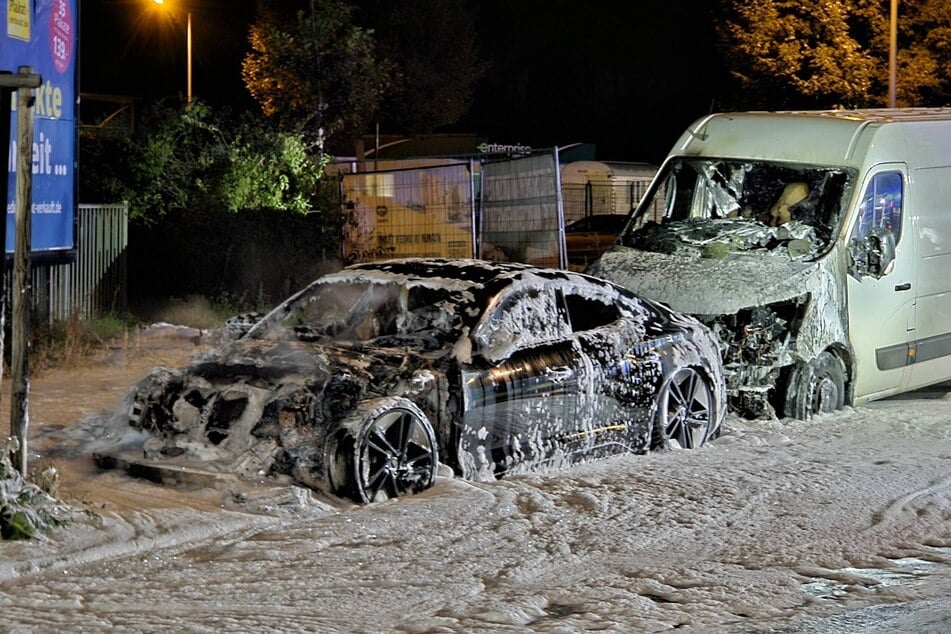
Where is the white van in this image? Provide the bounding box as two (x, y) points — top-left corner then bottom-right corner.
(587, 108), (951, 419)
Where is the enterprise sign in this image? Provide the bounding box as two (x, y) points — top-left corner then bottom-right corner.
(477, 142), (532, 155)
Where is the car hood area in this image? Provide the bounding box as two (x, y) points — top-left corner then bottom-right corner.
(588, 247), (821, 315)
(119, 337), (448, 493)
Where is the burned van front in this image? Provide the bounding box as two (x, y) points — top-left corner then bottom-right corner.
(588, 156), (857, 418)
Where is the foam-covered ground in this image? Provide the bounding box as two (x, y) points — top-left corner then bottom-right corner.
(0, 325), (947, 632)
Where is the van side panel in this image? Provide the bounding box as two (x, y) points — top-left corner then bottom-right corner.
(907, 165), (951, 390)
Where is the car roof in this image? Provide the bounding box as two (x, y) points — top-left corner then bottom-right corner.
(330, 258), (639, 307)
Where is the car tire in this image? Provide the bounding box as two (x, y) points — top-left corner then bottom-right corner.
(783, 351), (846, 420)
(327, 397), (438, 504)
(652, 367), (715, 450)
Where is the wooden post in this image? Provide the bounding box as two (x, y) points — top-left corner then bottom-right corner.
(11, 66), (35, 474)
(0, 85), (11, 447)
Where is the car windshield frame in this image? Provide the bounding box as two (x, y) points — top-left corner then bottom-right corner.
(246, 278), (469, 349)
(619, 156), (857, 262)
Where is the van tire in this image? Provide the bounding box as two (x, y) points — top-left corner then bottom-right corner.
(783, 352), (846, 420)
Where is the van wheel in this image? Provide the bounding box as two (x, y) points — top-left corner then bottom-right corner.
(783, 352), (846, 420)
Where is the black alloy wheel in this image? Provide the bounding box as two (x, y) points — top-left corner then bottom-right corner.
(337, 398), (438, 503)
(654, 367), (714, 450)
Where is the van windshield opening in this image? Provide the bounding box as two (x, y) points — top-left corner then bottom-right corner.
(620, 158), (854, 261)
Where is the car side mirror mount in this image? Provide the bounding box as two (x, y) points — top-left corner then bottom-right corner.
(848, 227), (896, 281)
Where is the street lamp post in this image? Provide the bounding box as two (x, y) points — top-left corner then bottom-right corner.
(186, 9), (192, 105)
(888, 0), (898, 108)
(152, 0), (192, 105)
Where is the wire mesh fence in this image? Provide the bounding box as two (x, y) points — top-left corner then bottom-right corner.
(341, 162), (476, 262)
(340, 150), (658, 269)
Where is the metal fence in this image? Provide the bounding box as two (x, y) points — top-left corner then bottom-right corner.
(480, 152), (565, 268)
(341, 161), (476, 262)
(561, 178), (654, 223)
(341, 150), (570, 268)
(35, 202), (128, 321)
(338, 152), (663, 270)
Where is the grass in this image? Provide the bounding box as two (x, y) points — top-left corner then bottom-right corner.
(132, 292), (263, 331)
(26, 311), (139, 373)
(0, 292), (264, 376)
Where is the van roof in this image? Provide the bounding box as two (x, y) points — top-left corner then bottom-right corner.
(737, 107), (951, 123)
(672, 108), (951, 167)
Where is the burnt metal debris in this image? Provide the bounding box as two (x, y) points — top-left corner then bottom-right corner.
(105, 258), (727, 504)
(588, 157), (854, 419)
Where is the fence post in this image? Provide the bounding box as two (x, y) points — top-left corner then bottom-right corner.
(469, 158), (478, 258)
(554, 147), (567, 270)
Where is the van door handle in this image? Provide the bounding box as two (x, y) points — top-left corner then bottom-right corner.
(894, 282), (912, 291)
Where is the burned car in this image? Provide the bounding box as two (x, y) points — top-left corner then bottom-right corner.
(122, 258), (725, 503)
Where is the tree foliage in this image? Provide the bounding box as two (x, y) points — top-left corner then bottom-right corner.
(713, 0), (951, 109)
(242, 0), (392, 147)
(357, 0), (487, 133)
(241, 0), (486, 151)
(222, 117), (327, 213)
(80, 99), (332, 224)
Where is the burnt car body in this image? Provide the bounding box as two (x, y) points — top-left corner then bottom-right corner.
(123, 259), (726, 503)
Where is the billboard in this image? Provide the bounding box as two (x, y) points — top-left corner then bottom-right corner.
(1, 0), (76, 255)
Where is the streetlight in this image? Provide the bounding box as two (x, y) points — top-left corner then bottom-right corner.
(888, 0), (898, 108)
(152, 0), (192, 106)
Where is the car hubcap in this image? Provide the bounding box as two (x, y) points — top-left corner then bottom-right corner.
(360, 409), (435, 502)
(663, 369), (712, 449)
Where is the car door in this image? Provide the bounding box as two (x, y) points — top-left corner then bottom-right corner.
(459, 284), (587, 476)
(846, 165), (915, 399)
(562, 288), (651, 457)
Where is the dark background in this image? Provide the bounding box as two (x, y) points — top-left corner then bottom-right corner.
(79, 0), (728, 166)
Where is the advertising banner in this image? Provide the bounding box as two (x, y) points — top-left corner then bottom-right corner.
(1, 0), (76, 255)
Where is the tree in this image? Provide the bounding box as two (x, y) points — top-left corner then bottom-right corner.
(356, 0), (487, 133)
(79, 99), (331, 224)
(713, 0), (951, 109)
(892, 0), (951, 105)
(222, 114), (328, 213)
(241, 0), (486, 155)
(242, 0), (393, 155)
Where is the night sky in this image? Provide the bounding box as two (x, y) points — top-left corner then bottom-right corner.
(79, 0), (728, 165)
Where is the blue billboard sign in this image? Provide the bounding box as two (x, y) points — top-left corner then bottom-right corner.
(1, 0), (76, 255)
